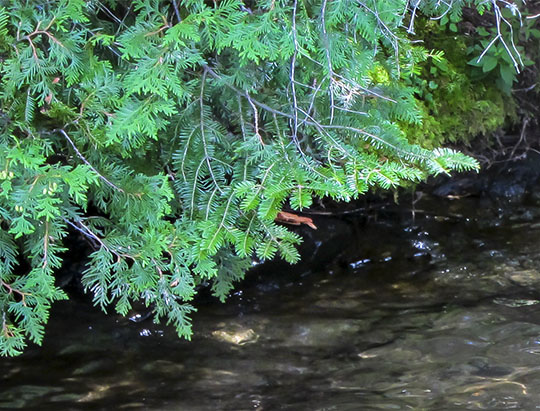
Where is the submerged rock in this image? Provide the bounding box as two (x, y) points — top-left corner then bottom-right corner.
(211, 327), (259, 345)
(507, 270), (540, 287)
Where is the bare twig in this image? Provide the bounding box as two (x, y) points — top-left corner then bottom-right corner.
(290, 0), (301, 145)
(172, 0), (182, 23)
(298, 77), (325, 127)
(320, 0), (336, 123)
(199, 70), (224, 194)
(245, 93), (265, 146)
(407, 0), (421, 33)
(430, 0), (455, 21)
(476, 1), (522, 73)
(63, 217), (137, 261)
(58, 129), (123, 192)
(509, 117), (529, 159)
(203, 65), (430, 163)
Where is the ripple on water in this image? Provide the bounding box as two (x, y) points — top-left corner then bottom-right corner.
(4, 194), (540, 409)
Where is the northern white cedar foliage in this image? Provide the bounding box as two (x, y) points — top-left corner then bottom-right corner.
(0, 0), (499, 355)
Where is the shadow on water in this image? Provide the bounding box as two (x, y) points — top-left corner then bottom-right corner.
(3, 193), (540, 410)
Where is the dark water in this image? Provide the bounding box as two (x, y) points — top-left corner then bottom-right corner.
(3, 194), (540, 410)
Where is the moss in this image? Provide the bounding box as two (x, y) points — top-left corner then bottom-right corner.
(403, 20), (516, 149)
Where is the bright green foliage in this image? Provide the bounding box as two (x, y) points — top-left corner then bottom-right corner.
(403, 1), (536, 148)
(402, 20), (513, 148)
(0, 0), (512, 356)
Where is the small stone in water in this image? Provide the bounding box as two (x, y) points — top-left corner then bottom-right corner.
(211, 328), (258, 345)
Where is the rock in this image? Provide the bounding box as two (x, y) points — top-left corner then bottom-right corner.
(431, 151), (540, 201)
(507, 269), (540, 287)
(211, 327), (259, 345)
(432, 176), (487, 198)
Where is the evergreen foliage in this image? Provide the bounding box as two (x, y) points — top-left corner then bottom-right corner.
(0, 0), (525, 355)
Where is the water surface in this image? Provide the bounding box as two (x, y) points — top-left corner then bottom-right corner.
(2, 194), (540, 410)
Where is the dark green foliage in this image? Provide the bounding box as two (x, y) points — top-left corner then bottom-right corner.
(466, 10), (536, 95)
(402, 20), (513, 148)
(1, 0), (519, 356)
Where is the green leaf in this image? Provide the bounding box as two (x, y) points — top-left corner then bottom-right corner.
(482, 55), (498, 73)
(499, 63), (515, 86)
(476, 26), (489, 36)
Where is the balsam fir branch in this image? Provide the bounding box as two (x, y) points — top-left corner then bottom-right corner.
(0, 0), (525, 356)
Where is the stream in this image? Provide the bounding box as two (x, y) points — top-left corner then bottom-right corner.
(2, 191), (540, 410)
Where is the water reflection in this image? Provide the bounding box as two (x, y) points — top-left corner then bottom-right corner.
(2, 195), (540, 410)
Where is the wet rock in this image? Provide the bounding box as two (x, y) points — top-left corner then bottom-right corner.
(469, 358), (514, 377)
(73, 359), (112, 376)
(211, 327), (259, 345)
(489, 154), (540, 198)
(247, 216), (355, 286)
(273, 318), (368, 348)
(489, 176), (527, 200)
(506, 269), (540, 287)
(431, 151), (540, 201)
(432, 176), (488, 198)
(357, 346), (424, 363)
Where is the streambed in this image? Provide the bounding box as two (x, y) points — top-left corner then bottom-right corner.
(2, 192), (540, 410)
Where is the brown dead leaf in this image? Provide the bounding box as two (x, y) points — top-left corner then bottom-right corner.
(275, 211), (317, 230)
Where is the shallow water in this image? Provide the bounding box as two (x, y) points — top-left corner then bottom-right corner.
(3, 194), (540, 410)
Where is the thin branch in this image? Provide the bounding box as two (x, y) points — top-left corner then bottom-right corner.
(290, 0), (302, 147)
(2, 313), (14, 338)
(172, 0), (182, 23)
(476, 1), (522, 73)
(298, 77), (326, 127)
(58, 129), (124, 192)
(96, 1), (123, 25)
(320, 0), (336, 124)
(430, 0), (454, 21)
(1, 281), (31, 305)
(42, 221), (49, 270)
(237, 96), (247, 142)
(63, 217), (108, 252)
(190, 158), (206, 219)
(203, 65), (429, 162)
(64, 217), (136, 260)
(144, 16), (171, 37)
(407, 0), (421, 34)
(199, 70), (224, 194)
(334, 106), (368, 116)
(320, 123), (432, 161)
(509, 117), (529, 159)
(245, 93), (265, 145)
